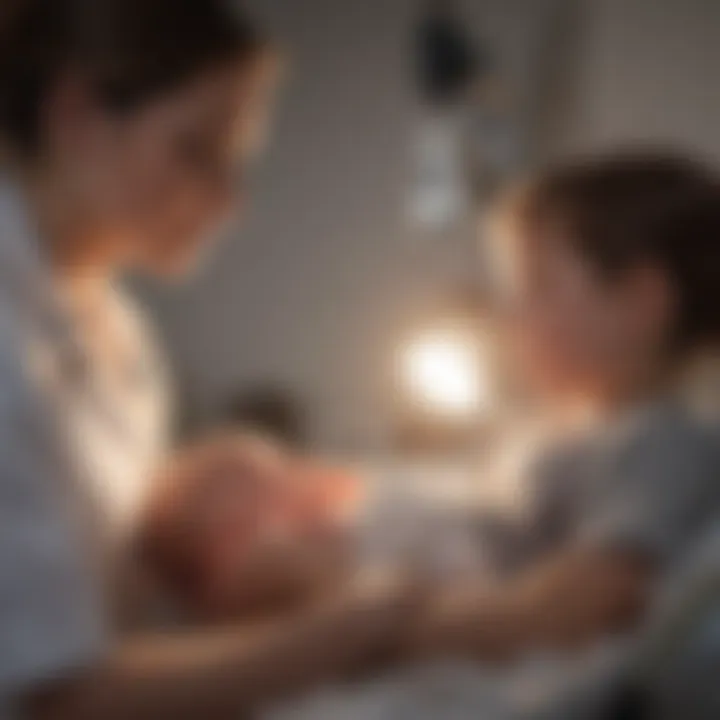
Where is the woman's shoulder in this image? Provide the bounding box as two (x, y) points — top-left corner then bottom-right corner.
(0, 293), (55, 405)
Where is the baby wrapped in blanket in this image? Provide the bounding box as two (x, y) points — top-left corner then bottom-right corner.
(139, 433), (363, 621)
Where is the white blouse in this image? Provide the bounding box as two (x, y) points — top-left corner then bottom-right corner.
(0, 179), (168, 711)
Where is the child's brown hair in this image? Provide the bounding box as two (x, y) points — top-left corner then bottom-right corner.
(503, 150), (720, 353)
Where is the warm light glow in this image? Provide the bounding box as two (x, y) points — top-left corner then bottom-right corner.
(402, 329), (487, 417)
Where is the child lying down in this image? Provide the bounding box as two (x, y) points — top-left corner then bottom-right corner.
(141, 153), (720, 717)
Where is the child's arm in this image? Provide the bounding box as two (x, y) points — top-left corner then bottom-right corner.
(401, 549), (654, 663)
(400, 406), (718, 665)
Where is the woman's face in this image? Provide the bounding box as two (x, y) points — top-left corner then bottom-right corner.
(52, 58), (276, 276)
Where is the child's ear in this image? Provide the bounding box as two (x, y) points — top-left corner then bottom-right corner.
(626, 263), (678, 347)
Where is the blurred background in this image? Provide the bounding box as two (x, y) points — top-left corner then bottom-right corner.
(138, 0), (720, 455)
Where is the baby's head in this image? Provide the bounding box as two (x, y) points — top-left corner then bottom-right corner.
(492, 150), (720, 409)
(140, 433), (360, 620)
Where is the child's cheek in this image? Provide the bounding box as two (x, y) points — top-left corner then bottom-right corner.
(512, 289), (596, 396)
(511, 313), (566, 392)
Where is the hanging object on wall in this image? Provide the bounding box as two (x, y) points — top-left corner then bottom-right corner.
(408, 1), (526, 232)
(468, 72), (525, 208)
(418, 0), (481, 107)
(408, 0), (485, 232)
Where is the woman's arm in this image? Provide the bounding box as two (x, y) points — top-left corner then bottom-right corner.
(26, 582), (414, 720)
(403, 550), (655, 664)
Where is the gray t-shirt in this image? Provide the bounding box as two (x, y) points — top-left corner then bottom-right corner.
(268, 404), (720, 720)
(493, 401), (720, 575)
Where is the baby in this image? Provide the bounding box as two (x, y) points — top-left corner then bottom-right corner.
(139, 432), (364, 622)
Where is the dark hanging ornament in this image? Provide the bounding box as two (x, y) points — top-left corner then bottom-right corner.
(417, 1), (485, 107)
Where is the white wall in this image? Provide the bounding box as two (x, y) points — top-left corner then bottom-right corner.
(142, 0), (554, 450)
(144, 0), (419, 450)
(558, 0), (720, 159)
(141, 0), (720, 451)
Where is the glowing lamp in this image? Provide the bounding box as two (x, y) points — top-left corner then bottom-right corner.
(401, 328), (489, 419)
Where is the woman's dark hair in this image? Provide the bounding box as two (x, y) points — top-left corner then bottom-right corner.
(0, 0), (268, 156)
(506, 150), (720, 352)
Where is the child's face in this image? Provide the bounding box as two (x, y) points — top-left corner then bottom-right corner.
(501, 225), (673, 404)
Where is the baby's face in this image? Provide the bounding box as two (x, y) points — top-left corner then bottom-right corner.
(144, 435), (359, 618)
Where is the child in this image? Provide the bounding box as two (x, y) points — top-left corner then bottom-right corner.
(267, 151), (720, 718)
(397, 149), (720, 662)
(143, 150), (720, 716)
(282, 150), (720, 718)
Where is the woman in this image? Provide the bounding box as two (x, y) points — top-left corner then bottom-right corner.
(0, 1), (411, 718)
